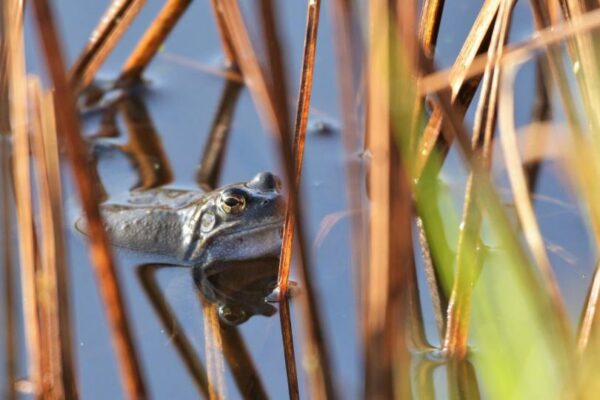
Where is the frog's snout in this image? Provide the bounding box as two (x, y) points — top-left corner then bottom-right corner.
(247, 172), (281, 192)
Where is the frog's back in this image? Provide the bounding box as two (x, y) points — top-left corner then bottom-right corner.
(89, 188), (207, 260)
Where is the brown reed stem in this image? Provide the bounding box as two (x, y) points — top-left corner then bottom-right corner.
(218, 323), (268, 400)
(119, 94), (174, 190)
(197, 76), (243, 190)
(219, 1), (337, 398)
(5, 0), (44, 395)
(279, 297), (299, 400)
(277, 0), (320, 300)
(414, 0), (499, 181)
(200, 297), (226, 400)
(69, 0), (146, 93)
(137, 264), (211, 398)
(0, 94), (17, 400)
(30, 77), (80, 399)
(579, 260), (600, 351)
(0, 6), (17, 400)
(120, 0), (192, 83)
(364, 1), (414, 397)
(209, 0), (236, 65)
(30, 0), (148, 397)
(328, 0), (370, 360)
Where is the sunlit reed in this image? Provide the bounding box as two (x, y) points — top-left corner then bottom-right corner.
(30, 0), (148, 397)
(69, 0), (146, 93)
(119, 0), (193, 83)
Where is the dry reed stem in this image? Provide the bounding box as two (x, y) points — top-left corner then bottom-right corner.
(558, 1), (600, 151)
(364, 1), (413, 397)
(414, 0), (500, 180)
(277, 0), (320, 300)
(328, 0), (368, 360)
(219, 1), (336, 398)
(419, 0), (445, 60)
(217, 323), (269, 400)
(408, 0), (445, 160)
(0, 6), (17, 400)
(38, 87), (79, 400)
(209, 0), (236, 65)
(579, 260), (600, 351)
(416, 217), (447, 338)
(419, 6), (600, 96)
(30, 78), (80, 399)
(5, 0), (44, 395)
(120, 0), (192, 83)
(443, 0), (513, 360)
(279, 297), (299, 400)
(1, 131), (17, 400)
(498, 63), (570, 341)
(524, 59), (552, 192)
(136, 264), (212, 397)
(30, 1), (148, 397)
(0, 141), (16, 400)
(69, 0), (146, 93)
(197, 77), (243, 190)
(159, 51), (243, 82)
(201, 296), (227, 400)
(0, 17), (9, 133)
(119, 94), (173, 189)
(277, 0), (321, 399)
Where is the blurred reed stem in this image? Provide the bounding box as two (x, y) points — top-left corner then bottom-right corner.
(364, 1), (414, 397)
(0, 6), (17, 399)
(498, 63), (571, 344)
(30, 0), (148, 397)
(69, 0), (146, 93)
(209, 0), (236, 66)
(5, 0), (44, 395)
(30, 77), (79, 399)
(120, 0), (192, 83)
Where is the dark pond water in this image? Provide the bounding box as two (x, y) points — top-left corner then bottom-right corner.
(3, 0), (595, 399)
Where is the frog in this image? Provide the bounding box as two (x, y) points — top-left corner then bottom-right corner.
(78, 172), (285, 269)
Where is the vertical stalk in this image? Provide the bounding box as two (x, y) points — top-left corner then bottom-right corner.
(30, 0), (148, 397)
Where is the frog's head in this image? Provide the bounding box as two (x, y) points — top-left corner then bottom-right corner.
(185, 172), (285, 270)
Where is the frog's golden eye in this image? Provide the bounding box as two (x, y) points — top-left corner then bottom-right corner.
(220, 190), (246, 214)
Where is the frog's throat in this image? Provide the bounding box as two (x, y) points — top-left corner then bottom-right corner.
(186, 220), (283, 269)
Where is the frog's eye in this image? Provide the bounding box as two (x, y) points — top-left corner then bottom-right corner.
(219, 190), (246, 214)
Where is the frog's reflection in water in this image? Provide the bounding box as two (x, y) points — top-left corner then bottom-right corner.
(194, 257), (279, 325)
